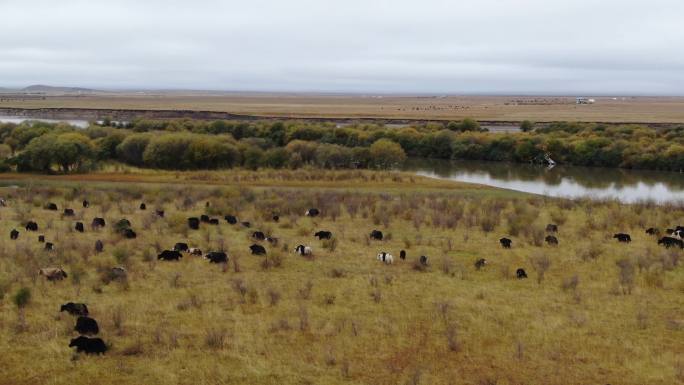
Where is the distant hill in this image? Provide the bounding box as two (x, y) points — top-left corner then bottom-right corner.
(21, 85), (98, 93)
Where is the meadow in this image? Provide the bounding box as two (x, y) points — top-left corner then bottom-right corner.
(0, 169), (682, 385)
(3, 93), (684, 123)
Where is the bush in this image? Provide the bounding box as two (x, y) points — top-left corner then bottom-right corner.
(13, 287), (31, 309)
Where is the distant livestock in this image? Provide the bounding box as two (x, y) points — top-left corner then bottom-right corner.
(306, 208), (320, 217)
(174, 242), (189, 252)
(25, 221), (38, 231)
(613, 233), (631, 243)
(377, 252), (394, 264)
(63, 208), (75, 217)
(75, 222), (84, 233)
(38, 235), (45, 243)
(45, 242), (55, 251)
(400, 250), (406, 260)
(370, 230), (383, 240)
(295, 245), (312, 256)
(314, 231), (332, 240)
(95, 240), (104, 253)
(40, 267), (67, 281)
(209, 218), (219, 225)
(545, 235), (559, 245)
(205, 251), (228, 264)
(420, 255), (428, 266)
(69, 336), (107, 355)
(250, 244), (266, 255)
(122, 229), (136, 239)
(188, 248), (203, 256)
(546, 224), (558, 233)
(266, 237), (279, 246)
(225, 215), (238, 224)
(60, 302), (89, 316)
(252, 231), (266, 241)
(475, 258), (488, 270)
(156, 210), (165, 217)
(645, 228), (659, 236)
(158, 250), (182, 261)
(499, 238), (512, 249)
(82, 200), (89, 208)
(188, 217), (200, 230)
(200, 215), (210, 223)
(658, 236), (684, 248)
(139, 203), (146, 210)
(272, 215), (279, 222)
(91, 217), (106, 228)
(74, 316), (100, 335)
(241, 221), (251, 228)
(516, 268), (528, 279)
(46, 203), (58, 211)
(10, 229), (19, 240)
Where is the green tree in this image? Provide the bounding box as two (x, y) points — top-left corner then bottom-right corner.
(369, 139), (407, 169)
(116, 133), (152, 166)
(520, 120), (534, 132)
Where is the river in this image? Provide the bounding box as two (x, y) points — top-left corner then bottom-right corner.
(402, 159), (684, 204)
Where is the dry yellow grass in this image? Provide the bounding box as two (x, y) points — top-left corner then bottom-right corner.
(0, 170), (682, 385)
(3, 94), (684, 123)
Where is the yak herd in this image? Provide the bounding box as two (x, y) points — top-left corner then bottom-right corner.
(4, 196), (684, 356)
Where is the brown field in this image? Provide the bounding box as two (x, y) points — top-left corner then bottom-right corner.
(0, 169), (683, 385)
(2, 93), (684, 123)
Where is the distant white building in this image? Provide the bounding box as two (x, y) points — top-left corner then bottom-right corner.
(576, 97), (595, 104)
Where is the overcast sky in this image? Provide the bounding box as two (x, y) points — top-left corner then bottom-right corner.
(1, 0), (683, 94)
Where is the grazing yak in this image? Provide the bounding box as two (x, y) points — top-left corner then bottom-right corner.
(546, 224), (558, 233)
(613, 233), (632, 243)
(475, 258), (488, 270)
(370, 230), (383, 241)
(156, 210), (165, 218)
(40, 267), (67, 281)
(10, 229), (19, 240)
(122, 229), (136, 239)
(658, 236), (684, 248)
(45, 242), (55, 251)
(200, 215), (210, 223)
(75, 316), (100, 335)
(25, 221), (38, 231)
(400, 250), (406, 260)
(63, 208), (75, 217)
(158, 250), (182, 261)
(646, 228), (659, 236)
(294, 245), (313, 256)
(306, 208), (320, 217)
(174, 242), (189, 252)
(205, 251), (228, 264)
(38, 235), (45, 243)
(266, 237), (279, 246)
(46, 203), (58, 211)
(188, 248), (203, 256)
(241, 221), (251, 228)
(60, 302), (89, 316)
(82, 200), (89, 208)
(377, 252), (394, 264)
(545, 235), (559, 245)
(516, 268), (528, 279)
(420, 255), (429, 266)
(91, 217), (106, 228)
(252, 231), (266, 241)
(209, 218), (219, 225)
(250, 244), (267, 255)
(225, 215), (238, 224)
(75, 222), (84, 233)
(95, 240), (104, 253)
(499, 238), (512, 249)
(115, 219), (132, 230)
(139, 203), (146, 210)
(69, 336), (107, 355)
(272, 215), (280, 222)
(188, 217), (200, 230)
(314, 231), (333, 240)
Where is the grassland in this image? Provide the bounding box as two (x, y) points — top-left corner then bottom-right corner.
(3, 93), (684, 123)
(0, 169), (683, 385)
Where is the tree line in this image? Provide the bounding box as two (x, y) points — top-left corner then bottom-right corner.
(0, 118), (683, 173)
